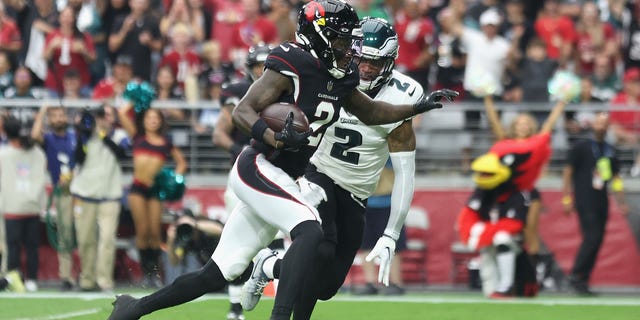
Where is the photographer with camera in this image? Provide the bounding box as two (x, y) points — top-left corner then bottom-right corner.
(70, 105), (129, 292)
(164, 208), (224, 283)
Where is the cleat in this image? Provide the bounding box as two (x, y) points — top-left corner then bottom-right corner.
(240, 249), (277, 311)
(24, 280), (38, 292)
(352, 283), (378, 295)
(6, 270), (25, 293)
(226, 311), (246, 320)
(488, 291), (514, 299)
(107, 294), (141, 320)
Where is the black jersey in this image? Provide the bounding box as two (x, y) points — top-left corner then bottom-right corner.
(466, 187), (537, 224)
(221, 79), (252, 161)
(259, 42), (359, 178)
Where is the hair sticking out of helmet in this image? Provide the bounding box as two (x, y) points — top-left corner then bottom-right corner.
(295, 0), (362, 79)
(357, 17), (399, 91)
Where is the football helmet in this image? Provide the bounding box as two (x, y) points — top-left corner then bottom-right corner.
(357, 17), (399, 91)
(295, 0), (362, 79)
(246, 43), (272, 81)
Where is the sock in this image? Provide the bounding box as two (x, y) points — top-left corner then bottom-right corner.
(228, 284), (242, 304)
(136, 260), (228, 316)
(273, 259), (282, 279)
(271, 221), (323, 320)
(230, 302), (243, 314)
(496, 245), (516, 293)
(263, 254), (278, 279)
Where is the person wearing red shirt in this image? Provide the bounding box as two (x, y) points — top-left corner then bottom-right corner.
(210, 0), (245, 63)
(43, 6), (96, 97)
(393, 0), (434, 90)
(0, 2), (22, 54)
(159, 23), (201, 88)
(573, 2), (618, 76)
(533, 0), (576, 64)
(610, 67), (640, 176)
(229, 0), (278, 69)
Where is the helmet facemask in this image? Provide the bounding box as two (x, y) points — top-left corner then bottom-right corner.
(356, 17), (399, 91)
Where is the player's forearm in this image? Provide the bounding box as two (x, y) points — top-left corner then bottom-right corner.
(384, 151), (416, 240)
(361, 101), (415, 125)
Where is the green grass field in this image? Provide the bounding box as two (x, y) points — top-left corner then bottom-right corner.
(0, 291), (638, 320)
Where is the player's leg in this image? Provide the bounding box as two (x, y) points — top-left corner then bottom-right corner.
(223, 184), (246, 320)
(479, 246), (498, 297)
(108, 202), (265, 320)
(492, 231), (520, 296)
(231, 149), (323, 320)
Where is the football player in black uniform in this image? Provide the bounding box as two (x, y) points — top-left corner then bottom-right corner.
(108, 1), (457, 319)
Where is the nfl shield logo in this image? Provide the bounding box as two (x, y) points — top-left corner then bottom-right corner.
(327, 81), (333, 91)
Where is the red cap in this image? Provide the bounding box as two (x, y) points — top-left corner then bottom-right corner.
(92, 80), (115, 99)
(623, 67), (640, 83)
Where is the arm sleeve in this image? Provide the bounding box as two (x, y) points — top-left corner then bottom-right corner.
(383, 151), (416, 241)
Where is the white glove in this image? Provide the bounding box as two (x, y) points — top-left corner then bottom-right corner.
(365, 235), (396, 286)
(296, 176), (327, 207)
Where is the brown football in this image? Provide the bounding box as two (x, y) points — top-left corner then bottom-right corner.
(260, 102), (310, 133)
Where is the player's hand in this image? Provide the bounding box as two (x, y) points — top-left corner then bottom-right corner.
(296, 176), (327, 207)
(274, 112), (312, 151)
(413, 89), (459, 114)
(365, 235), (396, 286)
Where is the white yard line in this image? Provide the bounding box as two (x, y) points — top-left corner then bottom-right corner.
(14, 308), (102, 320)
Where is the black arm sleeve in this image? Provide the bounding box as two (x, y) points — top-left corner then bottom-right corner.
(102, 136), (127, 160)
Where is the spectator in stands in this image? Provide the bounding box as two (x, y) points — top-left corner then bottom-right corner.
(229, 0), (279, 69)
(155, 65), (186, 121)
(117, 101), (187, 288)
(465, 0), (502, 30)
(160, 0), (205, 42)
(1, 116), (47, 293)
(432, 7), (465, 98)
(573, 2), (618, 76)
(188, 0), (212, 40)
(622, 3), (640, 70)
(268, 0), (296, 42)
(43, 6), (96, 98)
(108, 0), (162, 81)
(0, 1), (22, 56)
(354, 0), (390, 21)
(514, 38), (558, 105)
(534, 0), (576, 66)
(61, 69), (89, 99)
(393, 0), (434, 91)
(70, 105), (128, 292)
(198, 40), (234, 92)
(562, 111), (628, 296)
(210, 0), (245, 63)
(102, 0), (131, 63)
(500, 0), (534, 57)
(92, 54), (135, 105)
(610, 67), (640, 176)
(0, 52), (13, 96)
(8, 0), (58, 84)
(453, 8), (510, 129)
(590, 54), (620, 102)
(159, 23), (201, 89)
(31, 104), (77, 291)
(4, 66), (35, 99)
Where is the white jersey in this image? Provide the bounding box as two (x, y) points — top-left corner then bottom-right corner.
(310, 70), (423, 199)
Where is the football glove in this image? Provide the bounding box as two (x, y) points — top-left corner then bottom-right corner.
(413, 89), (459, 114)
(296, 176), (327, 207)
(365, 235), (396, 286)
(274, 112), (312, 151)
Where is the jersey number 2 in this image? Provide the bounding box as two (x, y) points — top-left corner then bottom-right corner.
(330, 127), (362, 165)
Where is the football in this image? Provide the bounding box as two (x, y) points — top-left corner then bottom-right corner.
(260, 102), (310, 133)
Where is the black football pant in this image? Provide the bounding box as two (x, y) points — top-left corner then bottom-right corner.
(291, 166), (367, 320)
(572, 202), (608, 282)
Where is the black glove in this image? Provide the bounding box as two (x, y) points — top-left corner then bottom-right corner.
(273, 112), (312, 151)
(413, 89), (459, 114)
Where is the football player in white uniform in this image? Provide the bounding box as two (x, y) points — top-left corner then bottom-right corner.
(242, 17), (427, 319)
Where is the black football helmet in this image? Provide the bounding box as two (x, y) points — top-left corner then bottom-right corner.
(246, 43), (273, 80)
(357, 17), (399, 91)
(295, 0), (362, 79)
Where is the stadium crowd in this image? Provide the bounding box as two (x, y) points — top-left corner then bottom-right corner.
(0, 0), (636, 304)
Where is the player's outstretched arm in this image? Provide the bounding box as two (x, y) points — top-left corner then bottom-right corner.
(345, 88), (459, 125)
(366, 121), (416, 286)
(232, 69), (293, 148)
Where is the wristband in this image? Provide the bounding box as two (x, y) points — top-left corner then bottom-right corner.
(562, 195), (572, 206)
(251, 119), (269, 142)
(611, 177), (624, 192)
